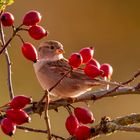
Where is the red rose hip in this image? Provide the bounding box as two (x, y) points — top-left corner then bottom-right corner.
(6, 109), (31, 125)
(1, 118), (16, 136)
(100, 63), (113, 78)
(87, 58), (100, 69)
(23, 10), (42, 26)
(79, 47), (94, 63)
(74, 125), (91, 140)
(1, 12), (14, 26)
(74, 107), (95, 124)
(22, 42), (38, 62)
(10, 95), (32, 109)
(68, 53), (83, 68)
(84, 64), (102, 78)
(28, 25), (47, 40)
(65, 114), (79, 135)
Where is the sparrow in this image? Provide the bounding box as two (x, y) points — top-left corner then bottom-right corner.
(33, 40), (119, 98)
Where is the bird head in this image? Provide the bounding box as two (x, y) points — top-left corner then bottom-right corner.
(38, 40), (64, 61)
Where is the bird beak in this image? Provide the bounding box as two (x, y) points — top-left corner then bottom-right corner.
(55, 48), (65, 54)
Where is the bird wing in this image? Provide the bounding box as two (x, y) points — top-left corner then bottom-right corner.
(44, 58), (121, 86)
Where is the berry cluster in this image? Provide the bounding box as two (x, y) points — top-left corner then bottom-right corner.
(1, 10), (48, 40)
(1, 95), (32, 136)
(0, 10), (49, 63)
(68, 47), (113, 80)
(23, 10), (47, 40)
(65, 107), (95, 140)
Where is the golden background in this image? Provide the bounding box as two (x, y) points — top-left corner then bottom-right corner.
(0, 0), (140, 139)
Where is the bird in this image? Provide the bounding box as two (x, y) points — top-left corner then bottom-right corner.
(33, 40), (119, 98)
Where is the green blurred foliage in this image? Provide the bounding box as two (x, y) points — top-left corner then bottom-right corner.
(0, 0), (140, 140)
(0, 0), (14, 10)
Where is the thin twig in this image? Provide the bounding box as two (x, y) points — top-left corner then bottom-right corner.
(122, 69), (140, 85)
(0, 22), (14, 99)
(37, 69), (72, 105)
(44, 90), (51, 140)
(94, 69), (140, 100)
(17, 126), (65, 140)
(0, 30), (16, 55)
(49, 69), (72, 92)
(0, 24), (23, 55)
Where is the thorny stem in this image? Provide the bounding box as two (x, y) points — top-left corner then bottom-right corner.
(0, 22), (14, 99)
(44, 90), (52, 140)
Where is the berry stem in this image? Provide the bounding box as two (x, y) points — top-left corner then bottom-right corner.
(65, 106), (73, 115)
(0, 21), (14, 99)
(18, 27), (29, 31)
(68, 104), (75, 110)
(16, 34), (25, 44)
(0, 102), (10, 109)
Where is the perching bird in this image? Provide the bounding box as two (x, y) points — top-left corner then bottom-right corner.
(33, 40), (118, 98)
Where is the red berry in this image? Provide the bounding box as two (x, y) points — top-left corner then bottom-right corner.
(74, 107), (95, 124)
(84, 64), (102, 78)
(23, 10), (42, 26)
(1, 118), (16, 136)
(68, 53), (83, 68)
(10, 95), (32, 109)
(28, 25), (47, 40)
(79, 47), (94, 63)
(6, 109), (31, 125)
(1, 12), (14, 26)
(65, 114), (79, 135)
(22, 42), (38, 62)
(74, 125), (91, 140)
(100, 63), (113, 78)
(87, 58), (100, 69)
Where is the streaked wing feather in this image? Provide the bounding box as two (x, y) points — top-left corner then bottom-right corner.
(44, 58), (121, 86)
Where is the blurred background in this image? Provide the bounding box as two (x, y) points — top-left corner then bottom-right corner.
(0, 0), (140, 139)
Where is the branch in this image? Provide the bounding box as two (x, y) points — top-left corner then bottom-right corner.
(0, 22), (14, 99)
(0, 24), (23, 55)
(91, 113), (140, 138)
(44, 90), (52, 140)
(19, 82), (138, 118)
(67, 113), (140, 140)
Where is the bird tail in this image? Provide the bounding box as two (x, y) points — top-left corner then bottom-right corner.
(86, 78), (124, 87)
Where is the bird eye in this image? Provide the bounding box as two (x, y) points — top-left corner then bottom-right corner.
(50, 46), (54, 49)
